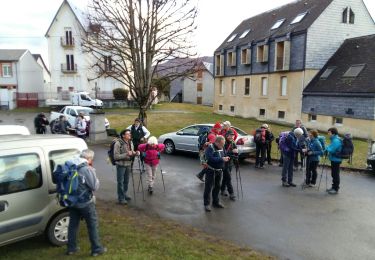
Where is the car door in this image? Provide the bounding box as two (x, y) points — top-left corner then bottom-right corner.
(0, 147), (50, 246)
(174, 125), (201, 152)
(68, 108), (78, 127)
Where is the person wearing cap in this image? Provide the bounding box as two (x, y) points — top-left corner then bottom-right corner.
(281, 128), (304, 187)
(127, 118), (150, 151)
(221, 130), (238, 201)
(263, 124), (275, 165)
(220, 121), (238, 141)
(196, 122), (222, 182)
(292, 120), (308, 170)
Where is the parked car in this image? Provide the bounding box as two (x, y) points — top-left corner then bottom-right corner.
(50, 106), (110, 131)
(0, 134), (87, 247)
(0, 125), (30, 136)
(45, 92), (103, 108)
(367, 142), (375, 172)
(158, 123), (256, 158)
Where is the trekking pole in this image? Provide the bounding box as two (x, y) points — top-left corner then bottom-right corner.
(235, 161), (243, 199)
(318, 155), (327, 191)
(137, 155), (145, 201)
(301, 155), (307, 190)
(131, 168), (136, 203)
(235, 165), (240, 199)
(158, 159), (166, 192)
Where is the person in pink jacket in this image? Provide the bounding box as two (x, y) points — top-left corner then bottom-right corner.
(138, 136), (165, 194)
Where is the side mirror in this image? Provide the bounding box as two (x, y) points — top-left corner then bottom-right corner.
(176, 131), (183, 135)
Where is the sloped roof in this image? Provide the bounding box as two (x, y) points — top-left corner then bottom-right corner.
(32, 54), (51, 75)
(155, 56), (213, 77)
(45, 0), (88, 37)
(216, 0), (333, 51)
(0, 49), (27, 61)
(303, 34), (375, 95)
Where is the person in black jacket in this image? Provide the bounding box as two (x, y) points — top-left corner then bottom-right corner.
(203, 135), (230, 212)
(255, 124), (273, 169)
(292, 120), (308, 170)
(221, 130), (238, 201)
(264, 124), (275, 165)
(127, 118), (150, 151)
(34, 112), (49, 134)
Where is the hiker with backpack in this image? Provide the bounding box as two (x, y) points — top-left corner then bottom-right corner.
(75, 115), (87, 139)
(220, 121), (238, 141)
(325, 128), (347, 194)
(203, 135), (230, 212)
(302, 130), (324, 188)
(221, 130), (238, 201)
(292, 120), (308, 170)
(264, 124), (275, 165)
(34, 112), (49, 134)
(196, 122), (222, 182)
(280, 128), (304, 187)
(60, 149), (107, 257)
(127, 118), (150, 151)
(138, 136), (165, 195)
(254, 124), (272, 169)
(113, 129), (140, 205)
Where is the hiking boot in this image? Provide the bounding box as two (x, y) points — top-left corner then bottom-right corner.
(255, 165), (259, 168)
(302, 183), (310, 189)
(282, 182), (290, 187)
(259, 165), (264, 169)
(326, 188), (335, 193)
(118, 200), (127, 205)
(204, 205), (211, 212)
(91, 247), (107, 257)
(309, 184), (316, 188)
(66, 247), (80, 255)
(196, 173), (205, 182)
(268, 162), (273, 165)
(221, 191), (228, 197)
(125, 196), (132, 201)
(212, 203), (225, 209)
(288, 183), (297, 187)
(148, 186), (153, 195)
(229, 194), (236, 201)
(278, 163), (283, 167)
(328, 189), (338, 195)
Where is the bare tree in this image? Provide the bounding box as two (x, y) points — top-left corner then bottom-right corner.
(82, 0), (198, 125)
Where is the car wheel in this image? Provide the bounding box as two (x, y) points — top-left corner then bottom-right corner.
(46, 211), (69, 246)
(164, 140), (175, 155)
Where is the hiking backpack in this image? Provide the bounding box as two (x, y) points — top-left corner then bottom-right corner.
(254, 128), (266, 144)
(317, 135), (326, 151)
(197, 128), (210, 150)
(108, 138), (120, 165)
(336, 134), (354, 159)
(53, 160), (83, 207)
(143, 144), (161, 159)
(278, 131), (290, 153)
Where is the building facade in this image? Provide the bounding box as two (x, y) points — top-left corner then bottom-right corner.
(214, 0), (375, 125)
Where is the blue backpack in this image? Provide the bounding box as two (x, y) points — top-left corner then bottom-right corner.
(53, 160), (84, 207)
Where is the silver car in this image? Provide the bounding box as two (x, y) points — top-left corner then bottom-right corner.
(158, 124), (256, 158)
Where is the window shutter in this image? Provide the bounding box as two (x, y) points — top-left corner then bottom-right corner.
(232, 51), (236, 67)
(283, 41), (290, 70)
(0, 63), (2, 77)
(247, 49), (252, 64)
(263, 45), (269, 62)
(220, 55), (224, 75)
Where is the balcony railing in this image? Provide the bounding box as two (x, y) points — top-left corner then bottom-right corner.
(61, 63), (77, 73)
(60, 37), (75, 47)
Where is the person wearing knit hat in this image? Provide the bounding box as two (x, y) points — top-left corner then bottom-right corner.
(263, 124), (275, 165)
(221, 121), (238, 141)
(221, 130), (238, 201)
(292, 120), (308, 170)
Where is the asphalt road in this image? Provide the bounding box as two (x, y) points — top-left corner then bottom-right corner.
(90, 144), (375, 260)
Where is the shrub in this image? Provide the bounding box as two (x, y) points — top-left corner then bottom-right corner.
(112, 88), (129, 100)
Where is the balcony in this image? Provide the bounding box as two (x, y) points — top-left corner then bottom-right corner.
(60, 37), (75, 48)
(61, 64), (77, 73)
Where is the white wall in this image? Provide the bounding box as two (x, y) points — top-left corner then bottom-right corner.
(306, 0), (375, 69)
(17, 51), (44, 93)
(183, 70), (214, 106)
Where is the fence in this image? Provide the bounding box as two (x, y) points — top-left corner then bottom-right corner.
(16, 93), (38, 108)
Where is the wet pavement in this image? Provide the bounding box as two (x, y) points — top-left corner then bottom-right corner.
(91, 144), (375, 260)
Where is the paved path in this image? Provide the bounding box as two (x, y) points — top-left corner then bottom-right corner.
(91, 144), (375, 260)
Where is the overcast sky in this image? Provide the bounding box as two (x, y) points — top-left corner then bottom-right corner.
(0, 0), (374, 66)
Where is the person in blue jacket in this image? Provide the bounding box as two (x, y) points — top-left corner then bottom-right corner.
(302, 130), (323, 187)
(326, 127), (343, 194)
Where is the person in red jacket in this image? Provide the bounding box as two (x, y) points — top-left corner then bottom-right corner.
(138, 136), (165, 194)
(220, 121), (238, 141)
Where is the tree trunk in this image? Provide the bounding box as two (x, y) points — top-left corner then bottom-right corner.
(138, 107), (148, 127)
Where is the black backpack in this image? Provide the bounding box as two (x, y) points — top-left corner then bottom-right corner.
(254, 128), (266, 144)
(108, 138), (120, 165)
(336, 134), (354, 159)
(198, 128), (210, 150)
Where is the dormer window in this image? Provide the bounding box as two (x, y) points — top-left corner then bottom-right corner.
(227, 34), (237, 42)
(291, 12), (307, 24)
(343, 64), (365, 78)
(320, 66), (336, 80)
(239, 29), (251, 39)
(342, 7), (355, 24)
(271, 19), (285, 30)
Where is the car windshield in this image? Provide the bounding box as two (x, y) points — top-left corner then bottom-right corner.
(232, 127), (247, 136)
(76, 108), (93, 116)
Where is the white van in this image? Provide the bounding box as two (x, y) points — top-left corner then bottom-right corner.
(0, 135), (87, 247)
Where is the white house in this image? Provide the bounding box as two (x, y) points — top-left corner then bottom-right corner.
(0, 49), (44, 109)
(45, 0), (124, 101)
(183, 59), (214, 106)
(33, 54), (51, 99)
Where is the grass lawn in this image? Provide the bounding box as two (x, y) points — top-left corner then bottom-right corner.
(0, 201), (270, 260)
(105, 103), (370, 169)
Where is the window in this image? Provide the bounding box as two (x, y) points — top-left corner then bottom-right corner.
(257, 45), (269, 63)
(343, 7), (355, 24)
(333, 117), (343, 125)
(2, 64), (12, 77)
(259, 109), (266, 117)
(66, 55), (75, 71)
(241, 48), (251, 65)
(271, 19), (285, 30)
(219, 80), (224, 95)
(215, 54), (224, 76)
(181, 126), (200, 136)
(197, 83), (203, 92)
(227, 51), (236, 67)
(64, 29), (73, 46)
(68, 86), (74, 92)
(219, 105), (223, 111)
(239, 29), (251, 39)
(231, 79), (236, 95)
(197, 70), (203, 79)
(261, 77), (268, 96)
(291, 12), (307, 24)
(0, 153), (42, 195)
(69, 109), (77, 117)
(57, 86), (62, 93)
(49, 149), (80, 184)
(104, 55), (112, 72)
(280, 76), (287, 96)
(230, 106), (235, 113)
(275, 41), (290, 71)
(278, 111), (286, 120)
(320, 66), (336, 79)
(342, 8), (348, 23)
(308, 114), (317, 122)
(244, 78), (250, 96)
(349, 8), (355, 24)
(227, 34), (237, 42)
(343, 64), (365, 78)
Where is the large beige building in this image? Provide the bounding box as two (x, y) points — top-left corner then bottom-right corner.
(214, 0), (375, 126)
